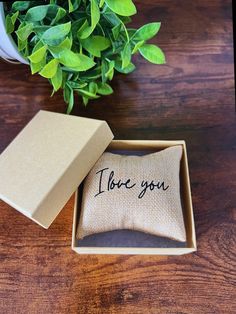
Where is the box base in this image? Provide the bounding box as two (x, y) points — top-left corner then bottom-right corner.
(72, 140), (196, 255)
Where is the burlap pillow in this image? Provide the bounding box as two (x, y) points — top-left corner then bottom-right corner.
(77, 146), (186, 242)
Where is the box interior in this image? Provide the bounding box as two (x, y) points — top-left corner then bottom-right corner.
(72, 141), (196, 254)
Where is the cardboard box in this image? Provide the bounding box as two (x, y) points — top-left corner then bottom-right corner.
(0, 110), (113, 228)
(0, 111), (196, 255)
(72, 140), (196, 255)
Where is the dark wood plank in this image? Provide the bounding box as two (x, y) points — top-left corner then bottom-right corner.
(0, 0), (235, 313)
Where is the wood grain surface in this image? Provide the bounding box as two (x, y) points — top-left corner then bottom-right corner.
(0, 0), (235, 313)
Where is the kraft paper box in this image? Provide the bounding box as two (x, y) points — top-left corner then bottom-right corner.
(0, 110), (113, 228)
(0, 110), (196, 255)
(72, 140), (196, 255)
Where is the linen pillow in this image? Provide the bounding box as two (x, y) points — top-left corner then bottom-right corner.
(77, 146), (186, 242)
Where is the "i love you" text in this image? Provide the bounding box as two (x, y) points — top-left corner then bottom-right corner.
(94, 167), (169, 199)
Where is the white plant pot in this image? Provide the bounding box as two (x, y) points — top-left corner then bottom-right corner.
(0, 2), (28, 64)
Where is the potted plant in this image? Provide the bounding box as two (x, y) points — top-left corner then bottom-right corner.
(0, 0), (166, 113)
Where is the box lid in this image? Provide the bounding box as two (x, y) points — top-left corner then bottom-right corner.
(0, 110), (114, 228)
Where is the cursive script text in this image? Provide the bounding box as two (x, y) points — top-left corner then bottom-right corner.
(94, 167), (169, 198)
(95, 167), (136, 197)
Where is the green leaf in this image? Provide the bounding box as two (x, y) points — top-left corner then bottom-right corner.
(99, 0), (105, 8)
(81, 36), (110, 57)
(97, 82), (113, 95)
(30, 55), (46, 74)
(127, 28), (136, 37)
(68, 81), (87, 89)
(115, 60), (136, 73)
(105, 60), (115, 80)
(66, 87), (74, 114)
(51, 66), (63, 91)
(22, 45), (29, 58)
(82, 96), (89, 106)
(17, 37), (27, 51)
(121, 44), (131, 68)
(16, 23), (33, 41)
(64, 83), (70, 102)
(91, 36), (111, 51)
(139, 44), (166, 64)
(112, 23), (122, 40)
(12, 1), (30, 11)
(58, 49), (95, 71)
(42, 22), (71, 46)
(25, 5), (49, 22)
(68, 0), (74, 13)
(50, 7), (66, 25)
(89, 82), (98, 94)
(11, 11), (19, 25)
(103, 11), (120, 26)
(71, 0), (81, 11)
(79, 67), (101, 80)
(101, 59), (109, 83)
(33, 25), (51, 35)
(119, 16), (132, 23)
(69, 55), (96, 71)
(6, 11), (19, 34)
(79, 0), (100, 39)
(91, 0), (100, 28)
(133, 22), (161, 41)
(32, 40), (44, 53)
(105, 0), (136, 16)
(28, 45), (47, 63)
(77, 19), (89, 38)
(132, 40), (144, 54)
(48, 37), (72, 57)
(5, 15), (14, 34)
(57, 50), (83, 67)
(39, 59), (59, 78)
(77, 89), (99, 99)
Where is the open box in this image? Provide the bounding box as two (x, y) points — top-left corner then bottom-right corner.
(0, 111), (196, 255)
(72, 140), (196, 255)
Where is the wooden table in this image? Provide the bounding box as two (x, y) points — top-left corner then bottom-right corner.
(0, 1), (235, 313)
